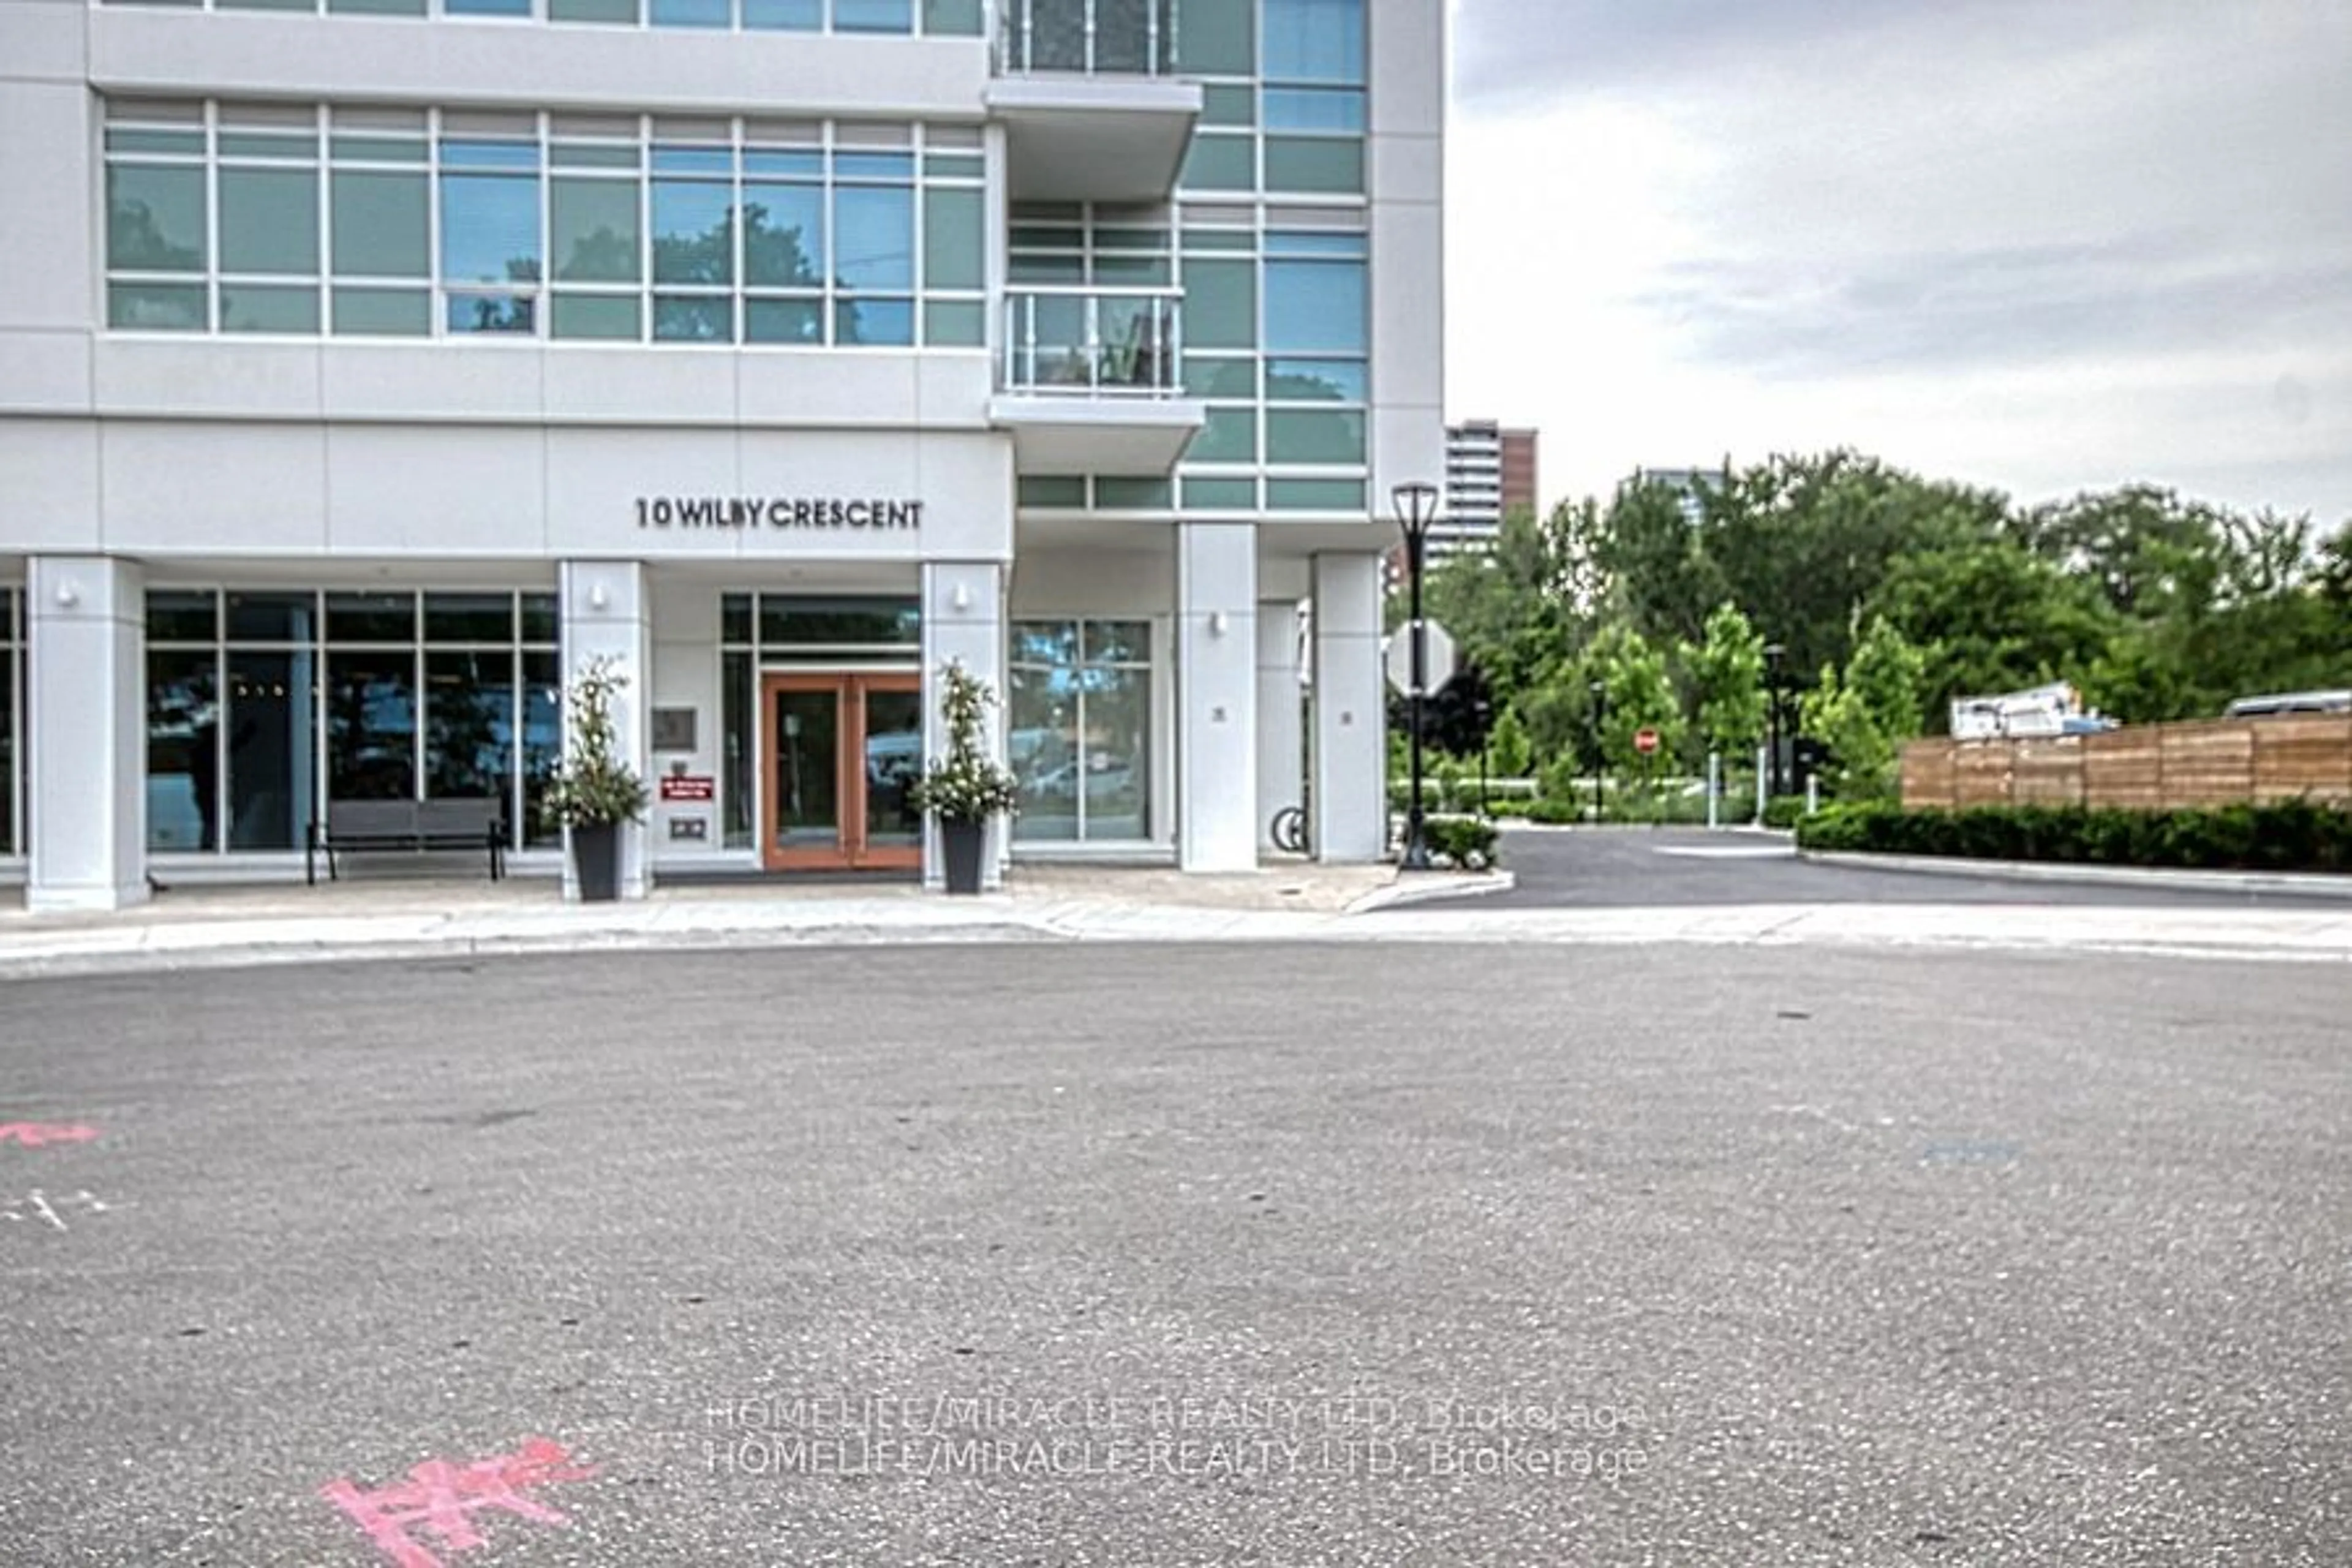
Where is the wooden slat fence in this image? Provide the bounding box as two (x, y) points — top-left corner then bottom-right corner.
(1902, 717), (2352, 812)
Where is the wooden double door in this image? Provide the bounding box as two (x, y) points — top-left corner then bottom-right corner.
(761, 671), (924, 872)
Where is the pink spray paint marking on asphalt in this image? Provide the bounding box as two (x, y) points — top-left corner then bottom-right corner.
(0, 1124), (98, 1148)
(320, 1438), (597, 1568)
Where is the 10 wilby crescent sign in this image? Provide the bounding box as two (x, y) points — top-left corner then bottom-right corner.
(635, 496), (923, 531)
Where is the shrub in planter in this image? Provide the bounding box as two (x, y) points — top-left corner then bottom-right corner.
(1423, 814), (1500, 869)
(540, 657), (650, 902)
(908, 662), (1021, 894)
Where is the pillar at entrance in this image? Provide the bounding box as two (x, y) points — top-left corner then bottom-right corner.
(1311, 552), (1387, 863)
(1178, 523), (1258, 873)
(1256, 598), (1305, 853)
(26, 557), (148, 911)
(558, 560), (650, 900)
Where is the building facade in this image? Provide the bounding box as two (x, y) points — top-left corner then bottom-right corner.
(0, 0), (1446, 910)
(1438, 418), (1534, 557)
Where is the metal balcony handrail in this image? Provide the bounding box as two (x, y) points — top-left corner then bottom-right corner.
(993, 0), (1181, 77)
(1001, 287), (1183, 398)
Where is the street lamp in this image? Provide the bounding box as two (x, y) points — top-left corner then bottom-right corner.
(1392, 480), (1439, 870)
(1762, 643), (1787, 801)
(1587, 677), (1607, 824)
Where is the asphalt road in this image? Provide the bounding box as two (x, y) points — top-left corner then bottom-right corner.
(2, 944), (2346, 1566)
(1479, 826), (2352, 908)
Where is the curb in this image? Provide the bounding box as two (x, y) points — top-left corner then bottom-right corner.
(1799, 850), (2352, 900)
(1345, 870), (1517, 914)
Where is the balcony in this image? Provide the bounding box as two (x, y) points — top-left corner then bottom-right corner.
(987, 0), (1200, 203)
(990, 287), (1203, 475)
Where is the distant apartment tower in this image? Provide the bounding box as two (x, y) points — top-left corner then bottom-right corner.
(1439, 420), (1539, 557)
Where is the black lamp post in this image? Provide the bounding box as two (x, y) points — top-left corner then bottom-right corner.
(1588, 677), (1607, 824)
(1392, 480), (1438, 870)
(1762, 643), (1787, 801)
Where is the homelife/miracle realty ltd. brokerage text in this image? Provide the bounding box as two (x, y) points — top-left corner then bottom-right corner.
(636, 497), (924, 530)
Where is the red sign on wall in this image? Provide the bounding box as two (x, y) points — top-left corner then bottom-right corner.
(660, 775), (715, 802)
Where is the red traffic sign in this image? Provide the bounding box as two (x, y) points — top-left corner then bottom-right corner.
(1634, 728), (1660, 756)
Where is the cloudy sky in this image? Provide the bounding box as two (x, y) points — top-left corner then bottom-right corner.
(1444, 0), (2352, 524)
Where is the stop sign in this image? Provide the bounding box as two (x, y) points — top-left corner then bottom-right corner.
(1634, 728), (1660, 755)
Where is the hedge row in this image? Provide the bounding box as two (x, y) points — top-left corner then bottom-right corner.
(1795, 801), (2352, 872)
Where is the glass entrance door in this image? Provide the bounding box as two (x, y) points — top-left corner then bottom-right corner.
(761, 672), (922, 872)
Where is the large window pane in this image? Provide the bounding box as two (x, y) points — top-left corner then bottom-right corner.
(1175, 0), (1252, 72)
(327, 651), (417, 800)
(221, 284), (321, 334)
(331, 171), (430, 277)
(227, 591), (318, 641)
(328, 592), (416, 643)
(1263, 137), (1363, 194)
(834, 0), (911, 31)
(758, 596), (921, 647)
(552, 178), (642, 282)
(226, 649), (314, 851)
(922, 187), (983, 292)
(333, 287), (431, 336)
(425, 651), (517, 814)
(109, 283), (206, 331)
(1009, 663), (1077, 842)
(1263, 0), (1363, 83)
(220, 168), (319, 274)
(744, 183), (826, 285)
(722, 650), (752, 850)
(835, 297), (913, 346)
(148, 589), (219, 642)
(108, 165), (207, 271)
(1183, 257), (1256, 349)
(553, 294), (642, 339)
(1083, 662), (1150, 840)
(424, 593), (514, 643)
(147, 650), (219, 851)
(742, 0), (818, 26)
(521, 650), (562, 846)
(833, 186), (913, 291)
(441, 172), (541, 286)
(1267, 407), (1366, 464)
(1264, 259), (1365, 353)
(650, 0), (728, 23)
(653, 179), (735, 285)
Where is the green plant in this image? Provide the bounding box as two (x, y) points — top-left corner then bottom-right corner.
(539, 657), (650, 830)
(1423, 813), (1500, 869)
(1762, 794), (1810, 831)
(1793, 799), (2352, 871)
(909, 662), (1022, 825)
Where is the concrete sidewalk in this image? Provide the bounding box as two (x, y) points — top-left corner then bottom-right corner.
(4, 859), (2350, 975)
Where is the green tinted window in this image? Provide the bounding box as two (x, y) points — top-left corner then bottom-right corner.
(552, 294), (642, 339)
(332, 286), (431, 335)
(331, 171), (429, 277)
(1019, 477), (1087, 508)
(1267, 478), (1366, 511)
(923, 0), (982, 32)
(1180, 134), (1256, 192)
(1191, 408), (1258, 464)
(1095, 477), (1173, 510)
(219, 168), (319, 275)
(1182, 477), (1256, 511)
(1183, 258), (1256, 350)
(1263, 137), (1363, 195)
(108, 165), (207, 271)
(923, 298), (985, 345)
(922, 187), (984, 290)
(1175, 0), (1254, 73)
(551, 178), (642, 282)
(1266, 409), (1365, 464)
(220, 284), (320, 333)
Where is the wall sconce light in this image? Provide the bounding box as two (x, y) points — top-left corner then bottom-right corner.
(1208, 610), (1230, 637)
(589, 582), (609, 610)
(55, 581), (80, 608)
(951, 582), (972, 611)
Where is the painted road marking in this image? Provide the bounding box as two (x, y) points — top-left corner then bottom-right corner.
(0, 1123), (99, 1148)
(1651, 846), (1794, 860)
(321, 1438), (597, 1568)
(1, 1189), (110, 1231)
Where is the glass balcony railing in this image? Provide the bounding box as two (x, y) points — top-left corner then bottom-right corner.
(994, 0), (1178, 75)
(1001, 288), (1182, 396)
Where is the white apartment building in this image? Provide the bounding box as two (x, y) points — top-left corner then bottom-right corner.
(0, 0), (1445, 908)
(1438, 417), (1531, 559)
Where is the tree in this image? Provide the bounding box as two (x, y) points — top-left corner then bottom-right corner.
(1489, 705), (1532, 778)
(1591, 626), (1684, 795)
(1800, 617), (1924, 799)
(1868, 538), (2116, 719)
(1683, 601), (1768, 756)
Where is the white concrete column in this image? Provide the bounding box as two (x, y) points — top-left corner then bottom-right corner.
(1177, 522), (1257, 872)
(1311, 552), (1387, 863)
(26, 557), (146, 911)
(1256, 597), (1304, 852)
(559, 560), (651, 900)
(921, 560), (1007, 888)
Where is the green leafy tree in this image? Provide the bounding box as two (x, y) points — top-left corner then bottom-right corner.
(1591, 626), (1684, 795)
(1683, 601), (1768, 756)
(1488, 704), (1532, 778)
(1801, 617), (1924, 799)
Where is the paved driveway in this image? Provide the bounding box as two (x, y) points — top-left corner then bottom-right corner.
(1480, 826), (2352, 909)
(2, 943), (2345, 1564)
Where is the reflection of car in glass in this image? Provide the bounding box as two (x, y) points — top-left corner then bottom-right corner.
(865, 731), (921, 786)
(1029, 760), (1135, 801)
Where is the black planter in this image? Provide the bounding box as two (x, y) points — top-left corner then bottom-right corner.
(571, 821), (622, 902)
(940, 818), (987, 895)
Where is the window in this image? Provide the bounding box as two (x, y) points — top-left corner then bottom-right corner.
(101, 0), (978, 28)
(1010, 620), (1153, 843)
(1259, 0), (1365, 194)
(141, 589), (559, 854)
(103, 104), (987, 349)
